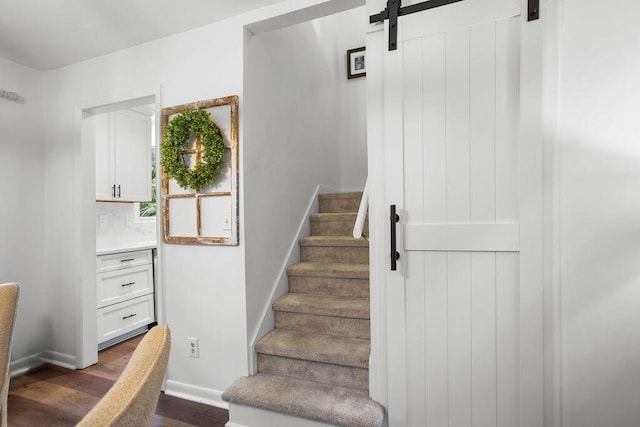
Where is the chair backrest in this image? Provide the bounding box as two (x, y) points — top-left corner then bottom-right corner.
(0, 283), (19, 427)
(77, 325), (171, 427)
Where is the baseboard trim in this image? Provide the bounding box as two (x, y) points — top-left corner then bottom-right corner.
(164, 379), (228, 410)
(9, 354), (41, 377)
(40, 351), (77, 369)
(98, 326), (148, 351)
(10, 350), (77, 377)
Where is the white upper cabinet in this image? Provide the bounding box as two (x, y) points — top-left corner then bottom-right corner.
(95, 113), (113, 201)
(96, 110), (152, 202)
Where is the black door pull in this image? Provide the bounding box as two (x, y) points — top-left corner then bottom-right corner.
(390, 205), (400, 270)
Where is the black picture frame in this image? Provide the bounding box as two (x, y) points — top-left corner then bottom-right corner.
(347, 46), (366, 79)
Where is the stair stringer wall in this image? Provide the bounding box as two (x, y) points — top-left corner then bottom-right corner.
(248, 185), (339, 374)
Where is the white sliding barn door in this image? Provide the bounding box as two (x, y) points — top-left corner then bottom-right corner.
(377, 0), (543, 426)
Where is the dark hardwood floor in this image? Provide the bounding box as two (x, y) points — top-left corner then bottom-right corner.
(8, 334), (229, 426)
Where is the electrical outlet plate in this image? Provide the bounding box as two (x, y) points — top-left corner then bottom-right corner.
(188, 337), (199, 358)
(98, 214), (108, 228)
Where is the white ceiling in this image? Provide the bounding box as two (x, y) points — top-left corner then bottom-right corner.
(0, 0), (286, 70)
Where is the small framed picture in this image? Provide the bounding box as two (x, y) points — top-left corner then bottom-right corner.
(347, 47), (366, 79)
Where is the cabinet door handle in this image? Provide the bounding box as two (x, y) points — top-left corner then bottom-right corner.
(117, 185), (121, 198)
(120, 258), (135, 263)
(121, 282), (135, 287)
(112, 185), (116, 198)
(122, 314), (137, 320)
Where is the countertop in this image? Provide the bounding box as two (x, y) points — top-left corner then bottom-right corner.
(96, 241), (157, 256)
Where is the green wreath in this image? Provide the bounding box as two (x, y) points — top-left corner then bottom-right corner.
(161, 109), (225, 192)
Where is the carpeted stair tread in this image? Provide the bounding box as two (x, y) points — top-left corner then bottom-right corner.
(222, 373), (384, 427)
(319, 192), (363, 214)
(310, 212), (358, 221)
(275, 312), (370, 339)
(310, 213), (368, 236)
(273, 293), (370, 319)
(299, 236), (369, 247)
(300, 237), (369, 264)
(256, 330), (370, 368)
(318, 192), (363, 201)
(288, 262), (369, 279)
(288, 274), (370, 298)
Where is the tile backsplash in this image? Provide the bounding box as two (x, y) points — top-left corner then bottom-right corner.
(96, 202), (156, 247)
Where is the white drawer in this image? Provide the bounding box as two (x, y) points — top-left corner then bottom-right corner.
(97, 294), (155, 344)
(97, 264), (153, 309)
(96, 249), (152, 273)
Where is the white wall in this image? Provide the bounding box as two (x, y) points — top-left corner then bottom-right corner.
(41, 17), (249, 401)
(556, 0), (640, 425)
(37, 0), (366, 404)
(243, 7), (367, 354)
(319, 7), (368, 190)
(0, 0), (366, 405)
(0, 58), (50, 361)
(243, 15), (342, 357)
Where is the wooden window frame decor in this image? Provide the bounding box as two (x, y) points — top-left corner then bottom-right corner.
(161, 95), (239, 245)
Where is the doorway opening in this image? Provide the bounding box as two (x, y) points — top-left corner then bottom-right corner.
(242, 5), (369, 369)
(78, 94), (163, 368)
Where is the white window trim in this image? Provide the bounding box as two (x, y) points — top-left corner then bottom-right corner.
(134, 202), (157, 224)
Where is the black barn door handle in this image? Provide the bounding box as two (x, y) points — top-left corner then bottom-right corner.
(390, 205), (400, 271)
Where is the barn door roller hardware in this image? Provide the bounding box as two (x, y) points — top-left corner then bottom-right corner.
(371, 0), (540, 51)
(528, 0), (540, 21)
(370, 0), (465, 51)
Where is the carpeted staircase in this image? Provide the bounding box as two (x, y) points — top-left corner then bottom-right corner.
(223, 192), (384, 427)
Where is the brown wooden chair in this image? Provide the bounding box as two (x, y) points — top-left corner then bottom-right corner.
(0, 283), (19, 427)
(77, 325), (171, 427)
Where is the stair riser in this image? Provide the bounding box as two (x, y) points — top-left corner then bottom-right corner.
(273, 294), (370, 319)
(310, 220), (368, 237)
(288, 276), (370, 298)
(275, 312), (370, 340)
(319, 198), (361, 214)
(228, 403), (343, 427)
(300, 246), (369, 264)
(256, 330), (370, 369)
(257, 354), (368, 391)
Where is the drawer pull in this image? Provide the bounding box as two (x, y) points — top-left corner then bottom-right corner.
(120, 258), (135, 263)
(122, 314), (137, 320)
(121, 282), (136, 287)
